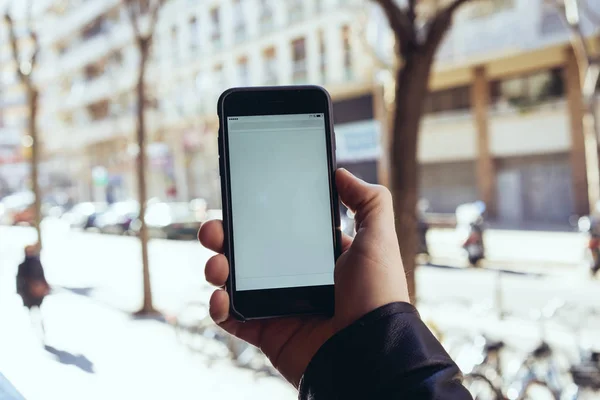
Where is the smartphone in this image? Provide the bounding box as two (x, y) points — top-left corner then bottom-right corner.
(217, 86), (341, 320)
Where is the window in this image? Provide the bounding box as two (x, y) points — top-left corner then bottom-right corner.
(233, 0), (246, 43)
(342, 25), (352, 80)
(318, 30), (326, 82)
(107, 50), (123, 74)
(288, 0), (304, 22)
(61, 111), (73, 124)
(423, 86), (471, 114)
(82, 16), (106, 39)
(468, 0), (514, 19)
(84, 64), (102, 81)
(87, 99), (110, 121)
(291, 38), (307, 84)
(237, 56), (249, 86)
(263, 47), (277, 85)
(214, 64), (226, 92)
(57, 42), (68, 56)
(259, 0), (274, 33)
(189, 17), (199, 52)
(540, 0), (566, 36)
(210, 7), (221, 48)
(492, 68), (564, 108)
(171, 26), (178, 60)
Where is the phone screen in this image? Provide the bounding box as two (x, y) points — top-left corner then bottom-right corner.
(227, 113), (336, 291)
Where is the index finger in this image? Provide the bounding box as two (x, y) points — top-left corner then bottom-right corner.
(198, 220), (224, 253)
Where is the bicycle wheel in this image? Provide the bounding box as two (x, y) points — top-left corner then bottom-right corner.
(463, 373), (503, 400)
(520, 380), (558, 400)
(174, 303), (229, 358)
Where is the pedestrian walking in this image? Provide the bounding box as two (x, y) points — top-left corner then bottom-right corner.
(16, 244), (50, 338)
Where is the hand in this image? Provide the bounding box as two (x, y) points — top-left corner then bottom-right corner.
(198, 168), (409, 387)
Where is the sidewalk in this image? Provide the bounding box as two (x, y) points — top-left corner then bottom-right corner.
(0, 289), (295, 400)
(1, 224), (297, 398)
(426, 228), (586, 271)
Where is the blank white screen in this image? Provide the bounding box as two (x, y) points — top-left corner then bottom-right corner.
(227, 114), (335, 291)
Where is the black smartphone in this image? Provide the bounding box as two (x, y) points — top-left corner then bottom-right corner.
(217, 86), (342, 320)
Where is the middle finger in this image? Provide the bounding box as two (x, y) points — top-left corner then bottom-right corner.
(205, 253), (229, 286)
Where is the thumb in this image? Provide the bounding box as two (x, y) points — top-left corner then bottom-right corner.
(335, 168), (393, 229)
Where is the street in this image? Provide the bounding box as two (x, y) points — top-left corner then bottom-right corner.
(0, 222), (296, 400)
(1, 221), (599, 399)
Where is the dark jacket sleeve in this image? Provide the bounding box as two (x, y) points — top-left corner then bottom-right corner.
(299, 302), (472, 400)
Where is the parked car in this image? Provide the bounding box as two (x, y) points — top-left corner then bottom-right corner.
(94, 201), (140, 234)
(129, 200), (207, 240)
(62, 202), (108, 229)
(0, 191), (35, 226)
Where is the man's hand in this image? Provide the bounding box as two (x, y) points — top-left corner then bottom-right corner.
(198, 168), (409, 387)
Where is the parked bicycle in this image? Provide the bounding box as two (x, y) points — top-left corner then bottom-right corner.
(171, 301), (279, 377)
(552, 304), (600, 400)
(439, 299), (572, 399)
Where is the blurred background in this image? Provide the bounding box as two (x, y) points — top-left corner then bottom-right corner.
(1, 0), (600, 399)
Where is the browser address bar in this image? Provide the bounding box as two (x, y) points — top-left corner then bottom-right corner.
(228, 120), (324, 131)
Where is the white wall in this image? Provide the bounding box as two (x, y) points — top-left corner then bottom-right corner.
(489, 104), (571, 157)
(417, 102), (575, 164)
(418, 113), (478, 163)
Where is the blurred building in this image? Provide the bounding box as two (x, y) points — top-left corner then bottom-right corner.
(0, 9), (29, 197)
(30, 0), (372, 207)
(2, 0), (597, 227)
(367, 0), (600, 227)
(153, 0), (375, 205)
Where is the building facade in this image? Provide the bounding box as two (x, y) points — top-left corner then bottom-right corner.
(1, 0), (597, 227)
(369, 0), (600, 227)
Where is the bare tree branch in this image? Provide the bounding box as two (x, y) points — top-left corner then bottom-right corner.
(123, 0), (142, 39)
(424, 0), (473, 55)
(123, 0), (164, 43)
(581, 0), (600, 27)
(407, 0), (417, 25)
(371, 0), (415, 57)
(4, 13), (25, 82)
(147, 0), (164, 42)
(356, 7), (396, 71)
(554, 0), (594, 89)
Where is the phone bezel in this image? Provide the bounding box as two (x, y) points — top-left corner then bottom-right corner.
(217, 86), (341, 320)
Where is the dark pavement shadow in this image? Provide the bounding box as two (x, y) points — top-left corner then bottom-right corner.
(424, 262), (544, 278)
(44, 345), (95, 373)
(55, 286), (170, 325)
(55, 286), (95, 297)
(130, 313), (167, 323)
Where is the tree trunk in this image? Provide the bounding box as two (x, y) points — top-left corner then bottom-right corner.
(135, 40), (156, 315)
(390, 55), (433, 304)
(28, 87), (42, 248)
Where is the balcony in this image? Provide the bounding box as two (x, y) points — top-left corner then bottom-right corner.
(67, 111), (162, 148)
(39, 0), (121, 46)
(488, 99), (570, 157)
(419, 110), (476, 163)
(292, 60), (308, 84)
(264, 69), (278, 86)
(288, 6), (305, 23)
(259, 13), (275, 34)
(234, 25), (246, 44)
(61, 67), (137, 111)
(40, 22), (132, 81)
(434, 0), (600, 65)
(211, 35), (223, 51)
(418, 99), (571, 164)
